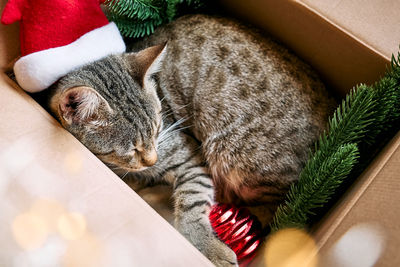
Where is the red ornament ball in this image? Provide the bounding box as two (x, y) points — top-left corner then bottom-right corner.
(209, 204), (264, 263)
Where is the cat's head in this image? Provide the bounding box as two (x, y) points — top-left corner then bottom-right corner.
(48, 44), (167, 172)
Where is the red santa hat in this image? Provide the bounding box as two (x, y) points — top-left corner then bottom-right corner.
(1, 0), (126, 93)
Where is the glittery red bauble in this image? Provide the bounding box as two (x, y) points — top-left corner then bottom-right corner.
(209, 204), (263, 264)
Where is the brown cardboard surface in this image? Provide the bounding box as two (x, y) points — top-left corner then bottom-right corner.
(218, 0), (400, 266)
(0, 73), (213, 266)
(302, 0), (400, 59)
(218, 0), (392, 96)
(313, 131), (400, 266)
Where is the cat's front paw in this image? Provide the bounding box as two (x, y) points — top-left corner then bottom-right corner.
(201, 236), (238, 267)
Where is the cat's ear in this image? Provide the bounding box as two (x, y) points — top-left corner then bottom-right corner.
(58, 86), (110, 125)
(125, 43), (167, 86)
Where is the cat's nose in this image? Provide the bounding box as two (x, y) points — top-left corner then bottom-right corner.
(141, 148), (157, 167)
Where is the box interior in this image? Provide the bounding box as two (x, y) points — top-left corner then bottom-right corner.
(218, 0), (398, 97)
(1, 0), (400, 265)
(217, 1), (400, 266)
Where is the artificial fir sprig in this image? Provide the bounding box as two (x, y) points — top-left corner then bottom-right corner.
(321, 85), (376, 152)
(105, 0), (163, 38)
(365, 53), (400, 140)
(270, 85), (376, 231)
(166, 0), (182, 21)
(105, 0), (206, 38)
(107, 12), (163, 38)
(271, 143), (359, 229)
(105, 0), (162, 21)
(271, 51), (400, 231)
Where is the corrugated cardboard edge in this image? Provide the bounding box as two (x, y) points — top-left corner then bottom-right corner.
(312, 131), (400, 247)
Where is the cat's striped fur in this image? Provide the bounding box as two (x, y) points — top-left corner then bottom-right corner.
(47, 15), (335, 266)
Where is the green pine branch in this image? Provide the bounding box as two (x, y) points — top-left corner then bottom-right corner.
(105, 0), (162, 20)
(108, 14), (163, 38)
(166, 0), (181, 21)
(271, 50), (400, 231)
(320, 84), (376, 154)
(271, 143), (359, 229)
(366, 53), (400, 140)
(105, 0), (206, 38)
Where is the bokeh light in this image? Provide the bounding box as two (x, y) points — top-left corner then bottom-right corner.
(62, 232), (103, 267)
(57, 212), (87, 240)
(63, 151), (83, 174)
(13, 236), (67, 267)
(12, 212), (49, 250)
(323, 223), (385, 267)
(31, 198), (65, 232)
(264, 228), (318, 267)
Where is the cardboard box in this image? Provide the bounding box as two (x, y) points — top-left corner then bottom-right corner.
(1, 0), (399, 266)
(219, 0), (400, 266)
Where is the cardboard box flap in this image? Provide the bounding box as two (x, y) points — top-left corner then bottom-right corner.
(0, 74), (213, 266)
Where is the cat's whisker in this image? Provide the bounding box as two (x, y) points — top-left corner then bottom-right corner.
(158, 124), (193, 144)
(110, 166), (122, 170)
(161, 104), (190, 119)
(158, 128), (190, 146)
(158, 126), (198, 150)
(161, 107), (174, 118)
(157, 117), (189, 143)
(165, 116), (189, 131)
(161, 111), (176, 120)
(161, 106), (172, 115)
(121, 171), (130, 179)
(159, 95), (167, 103)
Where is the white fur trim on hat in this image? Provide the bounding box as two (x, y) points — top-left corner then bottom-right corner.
(14, 22), (126, 93)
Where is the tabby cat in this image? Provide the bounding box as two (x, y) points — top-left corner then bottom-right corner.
(47, 15), (335, 266)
